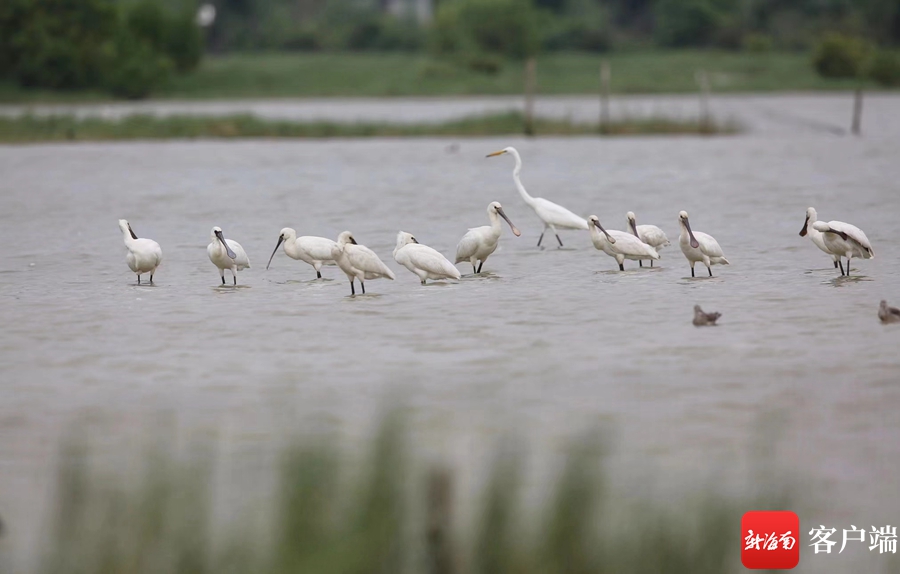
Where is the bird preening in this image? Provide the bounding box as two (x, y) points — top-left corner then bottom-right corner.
(118, 219), (162, 285)
(799, 207), (873, 277)
(693, 305), (721, 326)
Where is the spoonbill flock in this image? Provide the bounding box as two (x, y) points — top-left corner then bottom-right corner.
(118, 147), (885, 312)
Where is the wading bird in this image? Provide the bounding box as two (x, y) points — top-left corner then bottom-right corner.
(455, 201), (521, 274)
(486, 147), (587, 247)
(626, 211), (669, 267)
(393, 232), (461, 285)
(266, 228), (336, 279)
(799, 207), (840, 269)
(208, 226), (250, 285)
(587, 215), (658, 271)
(879, 300), (900, 324)
(331, 231), (395, 295)
(678, 211), (729, 277)
(118, 219), (162, 285)
(810, 219), (873, 277)
(693, 305), (721, 326)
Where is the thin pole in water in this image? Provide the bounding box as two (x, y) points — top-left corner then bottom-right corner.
(695, 69), (711, 133)
(851, 87), (863, 136)
(524, 57), (536, 136)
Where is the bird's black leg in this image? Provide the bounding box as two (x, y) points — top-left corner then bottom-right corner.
(708, 266), (713, 277)
(833, 260), (839, 269)
(537, 232), (544, 247)
(618, 263), (624, 271)
(477, 261), (484, 274)
(639, 260), (643, 268)
(846, 258), (851, 277)
(839, 259), (845, 276)
(233, 274), (237, 285)
(221, 276), (226, 285)
(317, 271), (322, 279)
(149, 273), (153, 283)
(137, 275), (141, 285)
(350, 280), (355, 295)
(421, 279), (426, 285)
(472, 264), (477, 274)
(361, 281), (366, 294)
(555, 234), (564, 247)
(650, 260), (654, 268)
(691, 266), (695, 278)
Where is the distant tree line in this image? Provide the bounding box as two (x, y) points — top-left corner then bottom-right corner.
(0, 0), (203, 98)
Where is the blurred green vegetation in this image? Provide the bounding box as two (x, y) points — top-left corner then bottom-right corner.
(34, 416), (776, 574)
(0, 111), (738, 142)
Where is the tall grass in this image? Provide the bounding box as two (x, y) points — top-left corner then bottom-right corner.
(0, 112), (738, 143)
(30, 414), (779, 574)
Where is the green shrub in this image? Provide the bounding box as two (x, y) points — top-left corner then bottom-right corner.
(431, 0), (540, 59)
(654, 0), (720, 47)
(104, 32), (172, 99)
(466, 52), (503, 74)
(812, 33), (872, 78)
(868, 51), (900, 86)
(127, 0), (203, 73)
(743, 33), (773, 52)
(543, 14), (611, 52)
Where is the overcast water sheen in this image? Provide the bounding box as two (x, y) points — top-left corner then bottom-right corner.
(1, 133), (900, 572)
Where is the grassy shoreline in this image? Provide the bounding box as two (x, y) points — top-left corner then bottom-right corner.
(0, 112), (739, 143)
(0, 50), (886, 104)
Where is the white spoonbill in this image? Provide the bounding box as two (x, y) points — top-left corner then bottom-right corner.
(118, 219), (162, 284)
(626, 211), (670, 267)
(266, 228), (336, 279)
(799, 207), (843, 269)
(678, 211), (729, 277)
(455, 201), (521, 274)
(207, 226), (250, 285)
(587, 215), (659, 271)
(810, 219), (873, 277)
(486, 147), (587, 247)
(393, 231), (461, 285)
(332, 231), (395, 295)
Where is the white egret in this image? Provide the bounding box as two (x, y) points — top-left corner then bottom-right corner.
(879, 301), (900, 324)
(455, 201), (521, 274)
(118, 219), (162, 284)
(626, 211), (669, 267)
(331, 231), (395, 295)
(678, 211), (729, 277)
(799, 207), (840, 269)
(587, 215), (658, 271)
(207, 226), (250, 285)
(486, 147), (587, 247)
(266, 228), (336, 279)
(693, 305), (721, 326)
(393, 231), (461, 285)
(810, 219), (873, 276)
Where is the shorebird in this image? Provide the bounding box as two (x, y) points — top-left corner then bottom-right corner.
(266, 228), (336, 279)
(118, 219), (162, 284)
(879, 300), (900, 324)
(455, 201), (520, 274)
(331, 231), (395, 295)
(678, 211), (729, 277)
(693, 305), (721, 326)
(626, 211), (669, 267)
(207, 226), (250, 285)
(393, 231), (461, 285)
(587, 215), (659, 271)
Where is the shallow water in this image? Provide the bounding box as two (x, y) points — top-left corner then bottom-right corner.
(1, 134), (900, 572)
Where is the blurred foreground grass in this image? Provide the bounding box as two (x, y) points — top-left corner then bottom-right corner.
(31, 415), (781, 574)
(0, 112), (737, 143)
(0, 51), (880, 103)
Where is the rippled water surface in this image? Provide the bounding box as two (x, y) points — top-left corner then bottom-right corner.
(2, 131), (900, 571)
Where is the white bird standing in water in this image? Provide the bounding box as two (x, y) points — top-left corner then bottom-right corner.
(118, 219), (162, 284)
(799, 207), (840, 269)
(810, 219), (873, 277)
(678, 211), (729, 277)
(393, 231), (461, 285)
(332, 231), (395, 295)
(587, 215), (659, 271)
(207, 226), (250, 285)
(486, 147), (587, 247)
(266, 228), (336, 279)
(626, 211), (669, 267)
(455, 201), (521, 274)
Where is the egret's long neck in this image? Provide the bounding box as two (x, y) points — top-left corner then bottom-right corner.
(509, 150), (535, 206)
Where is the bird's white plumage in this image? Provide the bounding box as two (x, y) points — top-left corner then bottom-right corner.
(626, 212), (670, 250)
(455, 201), (520, 273)
(588, 216), (659, 269)
(332, 231), (394, 294)
(799, 207), (837, 265)
(677, 211), (728, 277)
(267, 227), (336, 277)
(119, 219), (162, 283)
(487, 147), (586, 246)
(393, 232), (460, 284)
(207, 226), (250, 284)
(811, 220), (873, 260)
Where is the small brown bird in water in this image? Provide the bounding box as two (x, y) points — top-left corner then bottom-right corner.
(879, 300), (900, 324)
(693, 305), (721, 326)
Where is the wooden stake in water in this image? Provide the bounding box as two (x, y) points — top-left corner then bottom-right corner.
(524, 58), (536, 136)
(695, 69), (711, 133)
(852, 88), (863, 136)
(600, 60), (610, 133)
